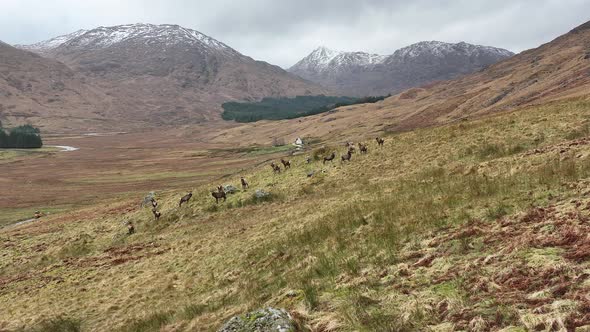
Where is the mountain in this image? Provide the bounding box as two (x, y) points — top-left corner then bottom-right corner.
(0, 41), (110, 132)
(12, 24), (329, 131)
(289, 41), (514, 96)
(217, 20), (590, 144)
(289, 46), (386, 79)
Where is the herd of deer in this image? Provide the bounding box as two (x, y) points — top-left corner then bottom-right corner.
(324, 137), (382, 164)
(130, 137), (385, 232)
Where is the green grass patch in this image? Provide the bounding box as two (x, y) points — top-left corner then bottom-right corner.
(0, 205), (73, 228)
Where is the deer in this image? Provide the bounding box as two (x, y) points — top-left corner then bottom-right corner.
(241, 177), (249, 190)
(280, 158), (291, 169)
(211, 185), (226, 204)
(358, 143), (368, 154)
(323, 152), (336, 164)
(271, 162), (281, 173)
(152, 208), (161, 220)
(179, 192), (193, 207)
(346, 142), (356, 153)
(341, 149), (352, 162)
(127, 221), (135, 235)
(376, 137), (385, 146)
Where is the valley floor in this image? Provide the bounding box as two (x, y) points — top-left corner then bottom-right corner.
(1, 98), (590, 331)
(0, 129), (289, 227)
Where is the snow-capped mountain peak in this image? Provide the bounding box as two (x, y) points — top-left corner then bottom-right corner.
(68, 24), (232, 50)
(301, 46), (345, 69)
(17, 23), (238, 56)
(288, 41), (514, 96)
(391, 41), (514, 59)
(290, 46), (386, 74)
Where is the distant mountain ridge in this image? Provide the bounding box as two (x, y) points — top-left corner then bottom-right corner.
(9, 23), (329, 132)
(289, 41), (514, 96)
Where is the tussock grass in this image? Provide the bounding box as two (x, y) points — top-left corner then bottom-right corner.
(117, 311), (174, 332)
(20, 316), (81, 332)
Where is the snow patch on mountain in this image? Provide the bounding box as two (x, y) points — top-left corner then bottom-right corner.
(16, 29), (87, 54)
(391, 41), (513, 60)
(290, 46), (386, 74)
(288, 41), (514, 96)
(290, 41), (513, 76)
(18, 23), (238, 56)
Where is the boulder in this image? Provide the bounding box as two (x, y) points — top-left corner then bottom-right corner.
(255, 189), (271, 199)
(224, 184), (239, 194)
(218, 308), (297, 332)
(141, 191), (156, 207)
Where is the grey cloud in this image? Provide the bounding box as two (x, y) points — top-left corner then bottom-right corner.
(1, 0), (588, 67)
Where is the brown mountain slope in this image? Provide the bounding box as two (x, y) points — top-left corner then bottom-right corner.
(20, 24), (330, 129)
(0, 41), (112, 132)
(211, 20), (590, 145)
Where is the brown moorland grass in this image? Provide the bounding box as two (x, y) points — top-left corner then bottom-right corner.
(0, 131), (298, 227)
(1, 99), (590, 331)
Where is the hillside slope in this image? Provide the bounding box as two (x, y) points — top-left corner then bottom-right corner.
(0, 41), (112, 132)
(10, 24), (329, 132)
(1, 97), (590, 331)
(217, 20), (590, 146)
(289, 42), (513, 96)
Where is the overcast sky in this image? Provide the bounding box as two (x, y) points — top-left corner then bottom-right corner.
(1, 0), (589, 67)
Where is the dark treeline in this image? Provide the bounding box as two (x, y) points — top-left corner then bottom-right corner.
(0, 124), (43, 148)
(221, 95), (390, 123)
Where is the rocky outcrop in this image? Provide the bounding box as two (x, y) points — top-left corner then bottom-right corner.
(219, 308), (298, 332)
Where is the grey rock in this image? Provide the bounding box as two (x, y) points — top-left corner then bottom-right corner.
(254, 189), (271, 199)
(218, 308), (297, 332)
(140, 191), (156, 207)
(223, 184), (239, 194)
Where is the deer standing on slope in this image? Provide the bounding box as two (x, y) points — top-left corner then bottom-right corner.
(271, 162), (281, 173)
(280, 158), (291, 169)
(358, 143), (368, 154)
(241, 177), (249, 190)
(211, 185), (226, 204)
(341, 149), (353, 162)
(179, 192), (193, 207)
(152, 208), (161, 220)
(323, 152), (336, 164)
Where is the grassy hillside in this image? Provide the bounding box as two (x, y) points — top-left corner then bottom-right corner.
(2, 98), (590, 331)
